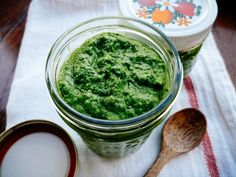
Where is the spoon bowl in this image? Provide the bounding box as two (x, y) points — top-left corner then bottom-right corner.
(145, 108), (207, 177)
(164, 108), (207, 153)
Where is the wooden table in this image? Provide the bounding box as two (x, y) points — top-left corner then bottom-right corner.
(0, 0), (236, 133)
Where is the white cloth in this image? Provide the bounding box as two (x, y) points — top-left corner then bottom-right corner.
(6, 0), (236, 177)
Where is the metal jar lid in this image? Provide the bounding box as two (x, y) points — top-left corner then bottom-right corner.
(0, 120), (78, 177)
(119, 0), (218, 51)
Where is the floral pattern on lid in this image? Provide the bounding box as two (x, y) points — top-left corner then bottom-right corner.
(133, 0), (202, 27)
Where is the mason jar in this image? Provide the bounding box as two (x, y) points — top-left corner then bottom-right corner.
(119, 0), (218, 76)
(46, 17), (183, 158)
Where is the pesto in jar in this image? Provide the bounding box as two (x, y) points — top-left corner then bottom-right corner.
(57, 32), (169, 120)
(179, 43), (203, 76)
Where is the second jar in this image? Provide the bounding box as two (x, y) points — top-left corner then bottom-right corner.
(119, 0), (218, 76)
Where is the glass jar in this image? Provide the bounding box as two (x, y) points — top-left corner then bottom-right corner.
(179, 43), (203, 76)
(119, 0), (218, 77)
(45, 17), (183, 158)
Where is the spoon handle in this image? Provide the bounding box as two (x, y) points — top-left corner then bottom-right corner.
(144, 145), (176, 177)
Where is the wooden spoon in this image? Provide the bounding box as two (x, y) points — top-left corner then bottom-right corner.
(145, 108), (207, 177)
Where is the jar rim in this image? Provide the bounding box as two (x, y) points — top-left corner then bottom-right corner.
(45, 16), (183, 126)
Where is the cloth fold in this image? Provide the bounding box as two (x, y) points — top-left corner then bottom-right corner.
(6, 0), (236, 177)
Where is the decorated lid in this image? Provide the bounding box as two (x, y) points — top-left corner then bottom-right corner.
(119, 0), (218, 50)
(0, 120), (77, 177)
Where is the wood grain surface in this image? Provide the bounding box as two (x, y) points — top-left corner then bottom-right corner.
(0, 0), (235, 133)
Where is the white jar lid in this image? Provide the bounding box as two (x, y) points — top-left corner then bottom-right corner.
(0, 120), (78, 177)
(119, 0), (218, 51)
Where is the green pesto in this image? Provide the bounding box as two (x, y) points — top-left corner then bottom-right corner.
(179, 43), (202, 77)
(57, 32), (169, 120)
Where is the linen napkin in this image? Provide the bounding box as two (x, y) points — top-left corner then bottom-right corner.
(6, 0), (236, 177)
